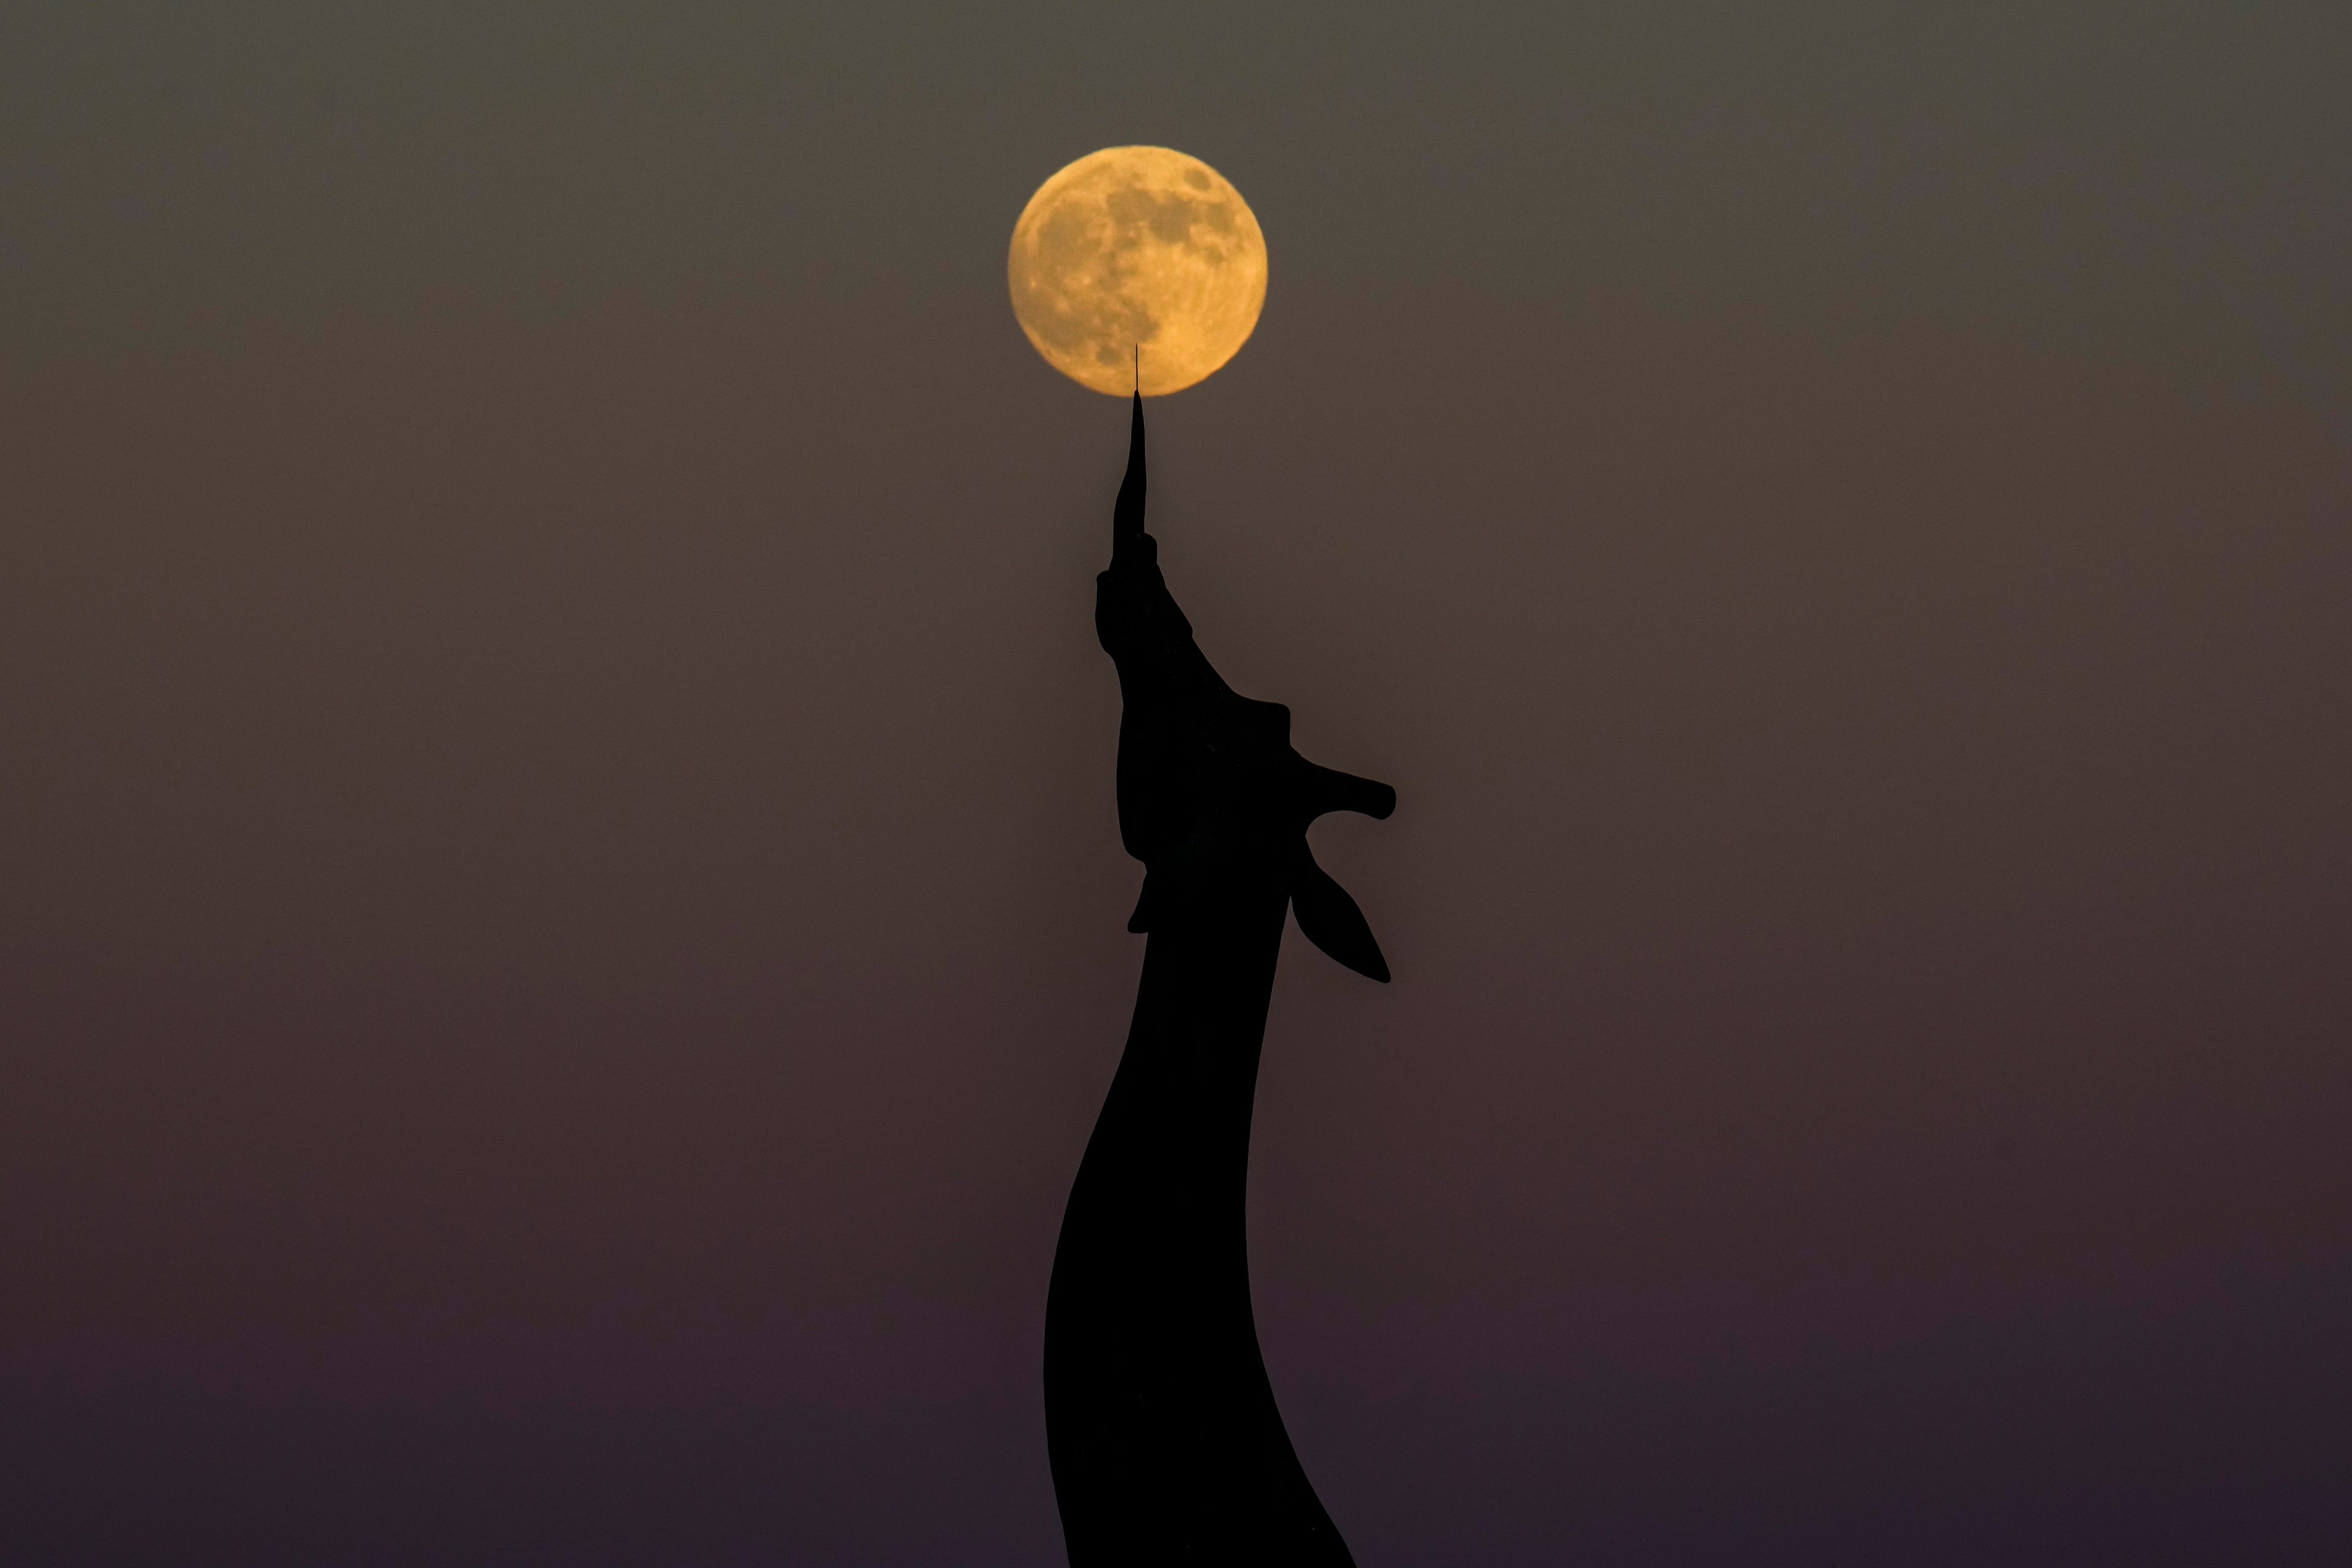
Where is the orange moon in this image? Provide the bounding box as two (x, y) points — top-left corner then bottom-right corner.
(1008, 146), (1268, 397)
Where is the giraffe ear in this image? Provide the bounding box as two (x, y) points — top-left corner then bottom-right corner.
(1291, 844), (1390, 982)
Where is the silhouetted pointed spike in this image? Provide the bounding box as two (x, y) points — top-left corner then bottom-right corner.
(1112, 390), (1147, 548)
(1291, 843), (1390, 982)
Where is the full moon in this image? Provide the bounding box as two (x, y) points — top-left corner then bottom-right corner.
(1008, 146), (1268, 398)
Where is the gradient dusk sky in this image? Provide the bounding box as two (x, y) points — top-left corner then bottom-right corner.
(3, 4), (2348, 1563)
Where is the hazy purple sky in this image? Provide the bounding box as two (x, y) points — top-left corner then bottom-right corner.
(4, 4), (2348, 1562)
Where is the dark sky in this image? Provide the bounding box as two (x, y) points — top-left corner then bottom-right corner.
(4, 4), (2348, 1563)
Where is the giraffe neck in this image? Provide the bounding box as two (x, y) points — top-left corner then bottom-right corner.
(1046, 875), (1359, 1566)
(1068, 876), (1287, 1241)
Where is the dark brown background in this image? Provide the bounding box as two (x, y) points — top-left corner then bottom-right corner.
(3, 4), (2347, 1562)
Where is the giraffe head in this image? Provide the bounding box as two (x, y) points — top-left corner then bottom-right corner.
(1097, 389), (1395, 981)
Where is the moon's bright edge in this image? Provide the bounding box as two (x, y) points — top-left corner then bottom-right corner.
(1008, 146), (1268, 398)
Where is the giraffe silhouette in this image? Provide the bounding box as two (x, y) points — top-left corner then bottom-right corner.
(1044, 391), (1393, 1566)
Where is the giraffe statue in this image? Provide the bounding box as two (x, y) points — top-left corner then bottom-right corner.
(1044, 390), (1393, 1566)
